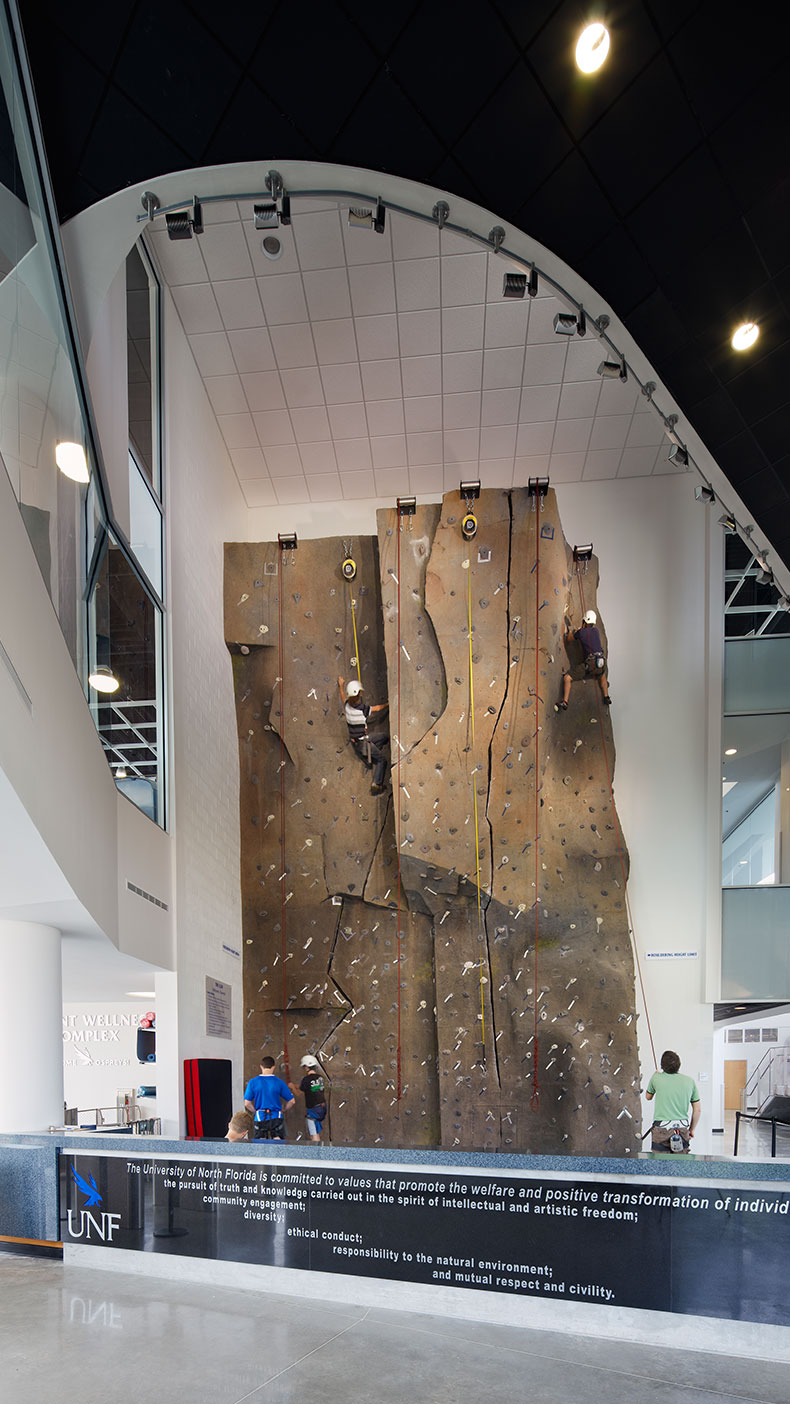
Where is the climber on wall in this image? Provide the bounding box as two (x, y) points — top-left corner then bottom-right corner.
(338, 676), (390, 796)
(558, 609), (612, 709)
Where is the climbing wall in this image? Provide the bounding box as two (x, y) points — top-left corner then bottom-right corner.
(225, 488), (641, 1155)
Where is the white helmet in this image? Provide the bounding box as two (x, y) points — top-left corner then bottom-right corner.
(345, 679), (363, 698)
(583, 610), (597, 626)
(300, 1054), (319, 1067)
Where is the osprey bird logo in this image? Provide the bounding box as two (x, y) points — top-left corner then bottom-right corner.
(71, 1166), (103, 1207)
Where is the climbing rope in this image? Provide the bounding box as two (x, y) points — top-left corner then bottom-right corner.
(395, 513), (403, 1100)
(466, 555), (486, 1052)
(574, 571), (657, 1070)
(277, 563), (290, 1081)
(531, 508), (541, 1111)
(349, 591), (361, 683)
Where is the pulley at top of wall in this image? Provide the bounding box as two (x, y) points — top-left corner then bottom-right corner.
(459, 479), (480, 539)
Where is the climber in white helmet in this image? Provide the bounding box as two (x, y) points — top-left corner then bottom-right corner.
(558, 607), (612, 710)
(337, 675), (390, 795)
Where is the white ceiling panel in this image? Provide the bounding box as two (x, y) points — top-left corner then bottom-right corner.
(292, 209), (346, 270)
(199, 222), (254, 281)
(312, 318), (358, 364)
(269, 322), (315, 368)
(320, 362), (364, 404)
(290, 405), (331, 441)
(171, 283), (223, 334)
(241, 370), (286, 412)
(242, 478), (278, 508)
(303, 267), (353, 322)
(355, 313), (399, 361)
(154, 199), (678, 508)
(214, 278), (264, 330)
(230, 446), (269, 480)
(258, 275), (309, 327)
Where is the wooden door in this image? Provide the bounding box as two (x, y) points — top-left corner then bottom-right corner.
(724, 1058), (747, 1111)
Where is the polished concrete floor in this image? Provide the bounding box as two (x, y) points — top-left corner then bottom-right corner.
(721, 1110), (790, 1160)
(1, 1253), (787, 1404)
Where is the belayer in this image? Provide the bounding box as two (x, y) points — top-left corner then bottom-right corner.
(338, 675), (390, 795)
(558, 609), (611, 709)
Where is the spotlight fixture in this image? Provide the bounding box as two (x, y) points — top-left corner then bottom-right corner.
(724, 748), (737, 757)
(254, 202), (279, 229)
(89, 665), (120, 694)
(397, 496), (416, 516)
(694, 484), (715, 503)
(554, 309), (586, 337)
(165, 199), (202, 240)
(115, 765), (128, 780)
(575, 22), (610, 73)
(278, 532), (298, 551)
(664, 415), (682, 447)
(718, 513), (737, 533)
(669, 444), (688, 469)
(55, 441), (89, 484)
(731, 322), (759, 352)
(503, 272), (526, 299)
(598, 355), (627, 381)
(347, 201), (386, 233)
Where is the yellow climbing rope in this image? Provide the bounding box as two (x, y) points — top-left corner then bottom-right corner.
(467, 560), (486, 1048)
(349, 591), (361, 682)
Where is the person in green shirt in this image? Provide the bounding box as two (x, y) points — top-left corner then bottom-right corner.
(645, 1050), (701, 1153)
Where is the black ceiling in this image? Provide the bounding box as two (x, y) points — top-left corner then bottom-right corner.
(18, 0), (790, 568)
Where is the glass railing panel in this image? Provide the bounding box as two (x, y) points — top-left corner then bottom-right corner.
(724, 638), (790, 715)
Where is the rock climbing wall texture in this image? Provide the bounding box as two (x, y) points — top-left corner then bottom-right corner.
(225, 489), (640, 1155)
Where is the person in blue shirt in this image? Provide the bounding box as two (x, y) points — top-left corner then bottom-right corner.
(243, 1056), (295, 1140)
(558, 609), (612, 710)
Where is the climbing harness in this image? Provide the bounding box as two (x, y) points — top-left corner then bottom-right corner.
(574, 563), (657, 1071)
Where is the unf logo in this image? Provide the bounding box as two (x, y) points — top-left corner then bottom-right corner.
(67, 1165), (121, 1243)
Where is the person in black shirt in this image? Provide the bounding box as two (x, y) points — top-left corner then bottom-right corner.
(338, 675), (390, 795)
(290, 1054), (328, 1142)
(558, 609), (612, 709)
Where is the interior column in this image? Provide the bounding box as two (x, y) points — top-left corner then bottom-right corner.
(0, 920), (63, 1132)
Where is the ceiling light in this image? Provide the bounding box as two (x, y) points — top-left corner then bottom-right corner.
(115, 765), (128, 779)
(165, 199), (202, 240)
(261, 235), (282, 260)
(126, 991), (156, 998)
(757, 568), (774, 586)
(724, 748), (737, 756)
(575, 22), (610, 73)
(253, 202), (279, 229)
(598, 355), (627, 381)
(695, 484), (714, 502)
(731, 322), (759, 352)
(718, 513), (737, 533)
(668, 444), (688, 468)
(553, 309), (587, 337)
(89, 665), (120, 693)
(55, 441), (89, 483)
(503, 272), (526, 299)
(347, 201), (386, 233)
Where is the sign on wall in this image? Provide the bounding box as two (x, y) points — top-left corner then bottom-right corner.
(60, 1154), (789, 1326)
(205, 978), (231, 1039)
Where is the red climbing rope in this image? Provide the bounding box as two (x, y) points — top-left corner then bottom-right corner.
(278, 562), (290, 1082)
(575, 572), (657, 1071)
(395, 513), (403, 1100)
(531, 508), (541, 1111)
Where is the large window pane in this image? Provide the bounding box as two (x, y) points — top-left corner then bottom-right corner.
(128, 450), (162, 596)
(89, 538), (165, 825)
(126, 245), (158, 492)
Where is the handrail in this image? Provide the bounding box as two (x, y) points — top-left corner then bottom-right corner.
(734, 1110), (790, 1159)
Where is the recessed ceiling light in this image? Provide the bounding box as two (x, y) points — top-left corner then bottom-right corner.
(724, 748), (737, 756)
(731, 322), (759, 351)
(575, 22), (610, 73)
(56, 441), (89, 483)
(261, 234), (282, 260)
(126, 991), (156, 998)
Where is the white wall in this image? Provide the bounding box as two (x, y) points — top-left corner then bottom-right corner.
(85, 264), (130, 539)
(713, 1005), (790, 1122)
(164, 290), (247, 1125)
